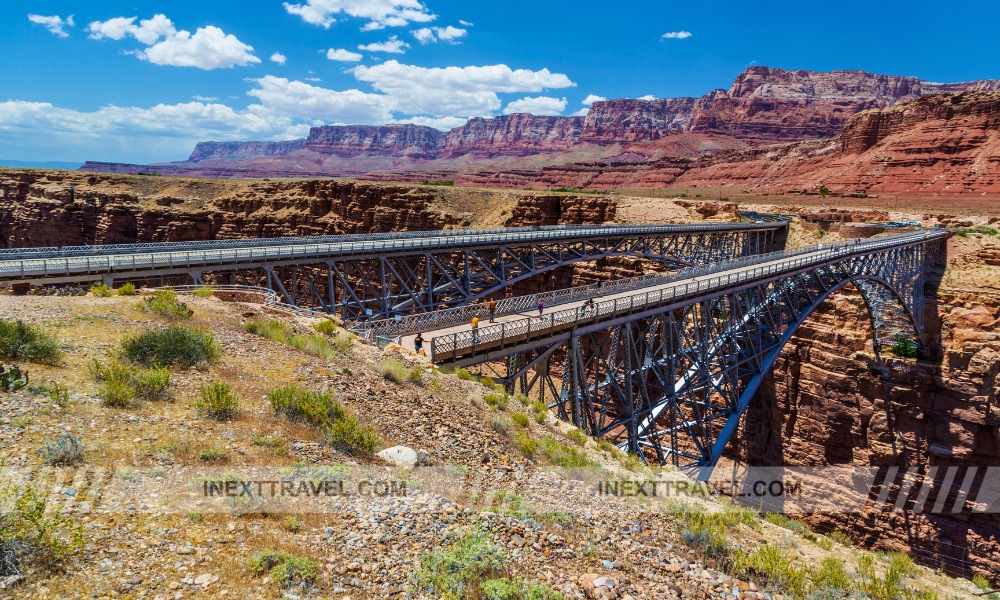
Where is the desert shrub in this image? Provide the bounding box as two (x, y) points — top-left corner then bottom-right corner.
(120, 327), (221, 368)
(490, 418), (511, 436)
(89, 283), (114, 297)
(283, 515), (301, 532)
(828, 530), (853, 546)
(248, 549), (318, 589)
(268, 384), (378, 454)
(192, 286), (215, 298)
(538, 436), (594, 468)
(247, 319), (348, 358)
(855, 553), (910, 600)
(141, 289), (193, 319)
(0, 320), (62, 364)
(480, 578), (562, 600)
(510, 412), (529, 428)
(409, 532), (505, 599)
(268, 385), (343, 428)
(251, 436), (284, 448)
(38, 432), (84, 466)
(325, 416), (380, 455)
(0, 477), (84, 578)
(198, 448), (228, 462)
(313, 320), (338, 335)
(515, 430), (538, 458)
(812, 556), (851, 592)
(731, 544), (808, 596)
(91, 359), (170, 406)
(677, 504), (758, 557)
(765, 512), (809, 534)
(195, 381), (239, 421)
(483, 392), (507, 411)
(455, 368), (474, 381)
(378, 358), (410, 384)
(409, 365), (425, 384)
(47, 382), (70, 407)
(567, 429), (588, 446)
(116, 282), (137, 296)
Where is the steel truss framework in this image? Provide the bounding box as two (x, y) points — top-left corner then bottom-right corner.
(495, 237), (943, 475)
(205, 228), (778, 321)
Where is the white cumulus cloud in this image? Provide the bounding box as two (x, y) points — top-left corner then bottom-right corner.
(637, 94), (658, 101)
(87, 14), (259, 69)
(358, 36), (409, 53)
(326, 48), (363, 61)
(503, 96), (567, 116)
(458, 20), (474, 26)
(247, 76), (394, 124)
(27, 14), (74, 38)
(661, 31), (692, 39)
(270, 52), (287, 65)
(393, 115), (469, 130)
(581, 94), (607, 105)
(412, 25), (467, 44)
(283, 0), (435, 30)
(353, 60), (574, 116)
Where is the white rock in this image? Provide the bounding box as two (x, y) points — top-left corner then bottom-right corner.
(376, 446), (419, 467)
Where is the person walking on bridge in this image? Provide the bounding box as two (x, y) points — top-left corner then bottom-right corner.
(537, 300), (545, 318)
(414, 333), (424, 356)
(487, 298), (497, 323)
(471, 316), (480, 344)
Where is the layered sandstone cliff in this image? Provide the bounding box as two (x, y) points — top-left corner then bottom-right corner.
(78, 66), (1000, 186)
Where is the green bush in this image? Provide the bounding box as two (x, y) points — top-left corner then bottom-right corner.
(409, 532), (505, 599)
(198, 448), (228, 462)
(0, 320), (62, 364)
(251, 435), (285, 448)
(192, 286), (215, 298)
(117, 282), (137, 296)
(326, 416), (380, 455)
(455, 368), (475, 381)
(267, 384), (378, 455)
(538, 436), (594, 468)
(90, 359), (170, 407)
(120, 326), (221, 368)
(248, 549), (318, 589)
(731, 544), (808, 596)
(481, 578), (562, 599)
(484, 392), (508, 411)
(813, 556), (851, 592)
(409, 365), (425, 384)
(247, 319), (348, 358)
(195, 381), (240, 421)
(141, 289), (193, 319)
(38, 432), (84, 466)
(567, 429), (588, 446)
(47, 381), (70, 407)
(511, 412), (529, 428)
(313, 319), (338, 335)
(378, 358), (411, 383)
(515, 430), (538, 458)
(268, 385), (343, 428)
(0, 476), (84, 578)
(90, 283), (114, 297)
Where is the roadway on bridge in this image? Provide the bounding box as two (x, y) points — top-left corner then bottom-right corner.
(403, 230), (947, 363)
(0, 221), (783, 284)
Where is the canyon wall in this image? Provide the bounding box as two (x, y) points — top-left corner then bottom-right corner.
(741, 285), (1000, 583)
(78, 66), (1000, 185)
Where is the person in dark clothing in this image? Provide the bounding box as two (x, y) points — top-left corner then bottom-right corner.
(414, 333), (424, 355)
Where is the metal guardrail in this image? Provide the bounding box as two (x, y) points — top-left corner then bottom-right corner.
(429, 230), (948, 361)
(0, 221), (784, 281)
(159, 284), (336, 321)
(353, 239), (839, 341)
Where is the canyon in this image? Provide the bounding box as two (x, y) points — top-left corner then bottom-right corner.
(2, 167), (998, 584)
(78, 66), (1000, 196)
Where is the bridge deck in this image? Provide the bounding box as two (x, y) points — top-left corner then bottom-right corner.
(415, 230), (948, 365)
(0, 222), (784, 284)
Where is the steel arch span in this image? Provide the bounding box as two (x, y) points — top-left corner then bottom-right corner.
(429, 232), (947, 478)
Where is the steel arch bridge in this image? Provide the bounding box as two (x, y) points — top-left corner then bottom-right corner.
(0, 222), (785, 321)
(428, 230), (948, 476)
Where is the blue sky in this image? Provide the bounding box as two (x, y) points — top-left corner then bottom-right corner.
(2, 0), (998, 164)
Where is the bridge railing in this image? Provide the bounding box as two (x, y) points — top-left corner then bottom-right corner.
(430, 230), (948, 361)
(0, 221), (783, 280)
(353, 238), (844, 341)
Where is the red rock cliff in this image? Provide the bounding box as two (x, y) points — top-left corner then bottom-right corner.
(188, 140), (307, 162)
(441, 114), (584, 157)
(304, 124), (446, 159)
